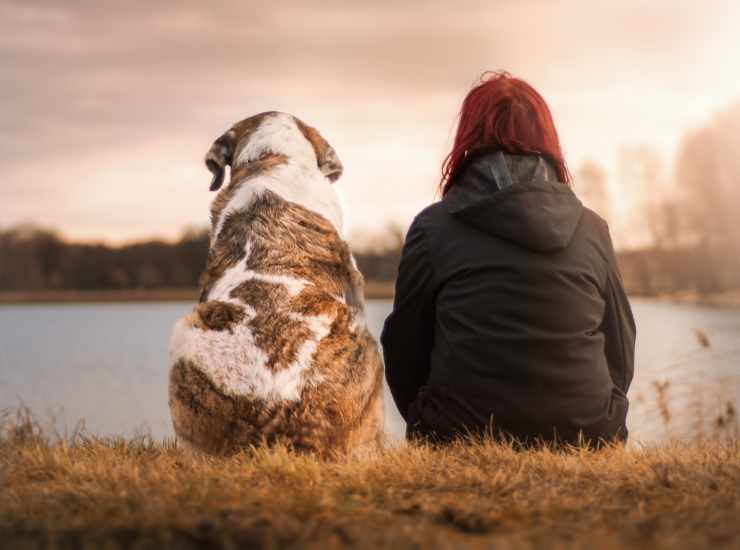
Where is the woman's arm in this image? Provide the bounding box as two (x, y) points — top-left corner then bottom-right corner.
(601, 232), (637, 393)
(380, 216), (437, 421)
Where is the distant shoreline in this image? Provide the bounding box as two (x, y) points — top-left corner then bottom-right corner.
(0, 282), (396, 304)
(2, 286), (740, 307)
(632, 289), (740, 309)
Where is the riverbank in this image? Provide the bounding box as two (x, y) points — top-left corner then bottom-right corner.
(5, 286), (740, 307)
(1, 419), (738, 549)
(0, 282), (396, 304)
(647, 289), (740, 309)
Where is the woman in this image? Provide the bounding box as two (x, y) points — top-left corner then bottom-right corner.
(381, 72), (636, 446)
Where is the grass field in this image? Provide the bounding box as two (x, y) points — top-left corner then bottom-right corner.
(1, 410), (739, 549)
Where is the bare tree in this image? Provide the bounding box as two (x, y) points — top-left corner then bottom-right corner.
(675, 102), (740, 253)
(575, 160), (611, 222)
(617, 144), (672, 249)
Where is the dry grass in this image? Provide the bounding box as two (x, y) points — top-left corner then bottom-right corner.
(1, 411), (738, 549)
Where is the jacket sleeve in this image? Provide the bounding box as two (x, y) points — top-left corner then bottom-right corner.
(380, 216), (437, 421)
(600, 230), (637, 393)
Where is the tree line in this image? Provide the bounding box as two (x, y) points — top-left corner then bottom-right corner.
(574, 100), (740, 296)
(0, 226), (209, 291)
(2, 220), (738, 297)
(2, 101), (739, 297)
(0, 225), (404, 292)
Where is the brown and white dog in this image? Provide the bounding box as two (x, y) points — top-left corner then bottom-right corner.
(168, 112), (384, 457)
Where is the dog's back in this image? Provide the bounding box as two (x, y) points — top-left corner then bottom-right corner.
(168, 112), (383, 456)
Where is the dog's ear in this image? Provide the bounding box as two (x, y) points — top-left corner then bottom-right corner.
(204, 130), (236, 191)
(317, 142), (343, 182)
(295, 120), (343, 182)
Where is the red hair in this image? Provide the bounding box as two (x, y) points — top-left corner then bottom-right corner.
(439, 71), (571, 195)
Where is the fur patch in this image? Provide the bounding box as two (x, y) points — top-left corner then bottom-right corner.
(209, 153), (289, 230)
(231, 280), (315, 372)
(294, 117), (343, 181)
(195, 301), (245, 332)
(169, 357), (381, 456)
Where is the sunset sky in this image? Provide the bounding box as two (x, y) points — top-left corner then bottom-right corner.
(3, 0), (739, 249)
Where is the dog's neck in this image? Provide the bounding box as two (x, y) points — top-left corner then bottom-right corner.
(211, 116), (343, 243)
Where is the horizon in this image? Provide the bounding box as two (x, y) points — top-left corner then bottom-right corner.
(3, 1), (740, 250)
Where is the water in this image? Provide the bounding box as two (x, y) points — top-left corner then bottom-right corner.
(0, 299), (738, 443)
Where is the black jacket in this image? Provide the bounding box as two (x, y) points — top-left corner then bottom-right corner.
(381, 151), (636, 445)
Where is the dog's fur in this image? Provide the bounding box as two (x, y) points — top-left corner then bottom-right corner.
(168, 112), (384, 457)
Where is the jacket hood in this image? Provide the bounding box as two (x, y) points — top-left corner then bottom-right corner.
(443, 151), (583, 251)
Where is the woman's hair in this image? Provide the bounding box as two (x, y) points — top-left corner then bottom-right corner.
(439, 71), (571, 196)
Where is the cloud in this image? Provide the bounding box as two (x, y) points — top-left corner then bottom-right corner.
(2, 0), (738, 243)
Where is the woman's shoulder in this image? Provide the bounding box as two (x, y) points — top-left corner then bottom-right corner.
(410, 201), (453, 231)
(414, 200), (446, 221)
(579, 207), (612, 240)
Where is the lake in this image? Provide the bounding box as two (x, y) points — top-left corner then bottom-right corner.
(1, 299), (738, 444)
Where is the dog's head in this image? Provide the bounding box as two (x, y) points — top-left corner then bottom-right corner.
(204, 111), (343, 191)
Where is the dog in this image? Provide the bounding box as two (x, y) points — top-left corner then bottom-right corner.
(168, 111), (384, 456)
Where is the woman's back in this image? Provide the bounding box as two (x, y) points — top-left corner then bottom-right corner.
(382, 152), (635, 445)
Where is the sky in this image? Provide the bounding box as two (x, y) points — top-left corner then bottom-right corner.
(2, 0), (740, 249)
